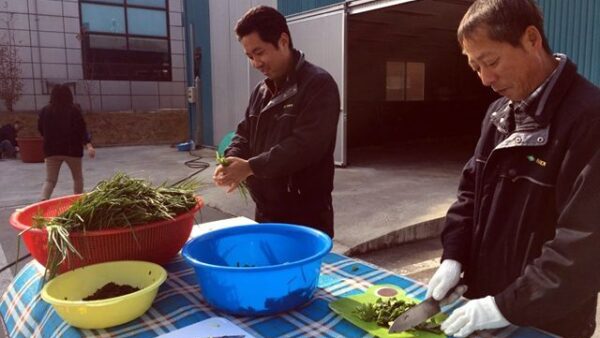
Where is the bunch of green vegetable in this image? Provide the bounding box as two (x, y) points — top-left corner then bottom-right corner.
(215, 152), (249, 202)
(353, 297), (443, 334)
(27, 172), (200, 280)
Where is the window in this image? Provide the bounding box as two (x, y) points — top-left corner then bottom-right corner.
(386, 61), (425, 101)
(80, 0), (170, 81)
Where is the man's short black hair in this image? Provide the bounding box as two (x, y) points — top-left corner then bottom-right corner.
(458, 0), (551, 54)
(235, 5), (293, 50)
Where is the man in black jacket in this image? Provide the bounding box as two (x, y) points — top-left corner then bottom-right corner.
(212, 6), (340, 238)
(0, 120), (23, 159)
(426, 1), (600, 337)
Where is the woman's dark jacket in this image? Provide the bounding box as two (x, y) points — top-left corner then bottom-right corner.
(38, 104), (91, 157)
(226, 50), (340, 232)
(441, 58), (600, 337)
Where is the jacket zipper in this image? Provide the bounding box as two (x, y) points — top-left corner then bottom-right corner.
(474, 125), (550, 246)
(252, 112), (262, 152)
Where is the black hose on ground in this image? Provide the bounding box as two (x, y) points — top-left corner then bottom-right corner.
(170, 148), (211, 186)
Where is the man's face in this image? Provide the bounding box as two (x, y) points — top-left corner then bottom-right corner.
(462, 27), (541, 101)
(240, 31), (291, 81)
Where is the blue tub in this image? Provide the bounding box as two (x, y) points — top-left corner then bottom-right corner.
(182, 223), (332, 316)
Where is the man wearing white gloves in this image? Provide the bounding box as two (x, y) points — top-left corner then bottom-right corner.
(428, 0), (600, 337)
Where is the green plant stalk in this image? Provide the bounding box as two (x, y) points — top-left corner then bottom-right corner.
(27, 172), (200, 280)
(216, 152), (249, 203)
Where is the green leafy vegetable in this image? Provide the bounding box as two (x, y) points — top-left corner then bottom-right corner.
(26, 172), (200, 280)
(353, 297), (443, 334)
(215, 151), (249, 203)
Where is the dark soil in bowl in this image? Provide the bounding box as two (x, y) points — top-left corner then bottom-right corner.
(83, 282), (140, 301)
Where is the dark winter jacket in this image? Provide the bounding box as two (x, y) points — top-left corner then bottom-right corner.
(441, 58), (600, 337)
(38, 104), (91, 157)
(226, 50), (340, 231)
(0, 124), (18, 146)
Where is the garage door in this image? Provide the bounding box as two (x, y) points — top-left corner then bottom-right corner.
(287, 4), (347, 166)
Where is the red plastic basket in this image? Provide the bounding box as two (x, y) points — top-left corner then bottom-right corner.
(10, 194), (204, 272)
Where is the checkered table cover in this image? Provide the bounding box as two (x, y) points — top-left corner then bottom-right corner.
(0, 253), (553, 338)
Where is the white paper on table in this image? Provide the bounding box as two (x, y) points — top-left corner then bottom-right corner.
(189, 216), (257, 239)
(156, 317), (256, 338)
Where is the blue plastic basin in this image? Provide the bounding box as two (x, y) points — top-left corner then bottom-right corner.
(182, 223), (332, 316)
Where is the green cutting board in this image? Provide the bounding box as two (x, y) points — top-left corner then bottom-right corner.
(329, 284), (447, 338)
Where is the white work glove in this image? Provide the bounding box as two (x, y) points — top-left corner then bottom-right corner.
(426, 259), (462, 300)
(441, 296), (511, 337)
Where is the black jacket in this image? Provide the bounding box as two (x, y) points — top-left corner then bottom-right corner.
(226, 50), (340, 221)
(441, 58), (600, 337)
(0, 124), (18, 146)
(38, 104), (91, 157)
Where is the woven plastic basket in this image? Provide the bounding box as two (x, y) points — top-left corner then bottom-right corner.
(10, 194), (203, 272)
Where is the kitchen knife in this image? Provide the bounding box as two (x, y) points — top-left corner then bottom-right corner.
(388, 284), (466, 334)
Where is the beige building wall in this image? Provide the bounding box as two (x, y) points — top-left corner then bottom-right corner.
(0, 0), (187, 113)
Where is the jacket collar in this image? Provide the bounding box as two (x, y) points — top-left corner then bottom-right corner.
(511, 54), (567, 117)
(258, 50), (305, 114)
(532, 55), (577, 127)
(491, 54), (572, 135)
(263, 50), (305, 95)
(492, 56), (578, 150)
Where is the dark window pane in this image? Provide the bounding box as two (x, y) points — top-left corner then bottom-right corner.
(81, 3), (125, 34)
(84, 47), (171, 81)
(128, 37), (168, 52)
(127, 0), (166, 8)
(88, 34), (127, 50)
(127, 8), (167, 36)
(129, 50), (171, 81)
(82, 0), (124, 3)
(80, 1), (171, 82)
(83, 49), (130, 80)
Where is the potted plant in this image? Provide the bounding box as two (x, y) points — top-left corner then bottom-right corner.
(16, 136), (44, 163)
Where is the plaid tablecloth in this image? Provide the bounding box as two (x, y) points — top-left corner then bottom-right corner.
(0, 253), (553, 338)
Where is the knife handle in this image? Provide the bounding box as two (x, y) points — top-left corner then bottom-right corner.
(438, 284), (467, 307)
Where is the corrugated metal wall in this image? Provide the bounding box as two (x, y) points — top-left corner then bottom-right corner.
(539, 0), (600, 85)
(278, 0), (344, 16)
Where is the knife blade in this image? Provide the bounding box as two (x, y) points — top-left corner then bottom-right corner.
(388, 284), (466, 334)
(388, 297), (441, 333)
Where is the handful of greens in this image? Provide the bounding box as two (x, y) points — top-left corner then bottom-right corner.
(28, 173), (200, 280)
(353, 297), (443, 334)
(215, 152), (249, 203)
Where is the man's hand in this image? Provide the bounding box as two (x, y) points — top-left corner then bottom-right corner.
(426, 259), (462, 301)
(213, 156), (253, 192)
(441, 296), (510, 337)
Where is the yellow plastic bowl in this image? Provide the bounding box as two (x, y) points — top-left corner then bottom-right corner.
(41, 261), (167, 329)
